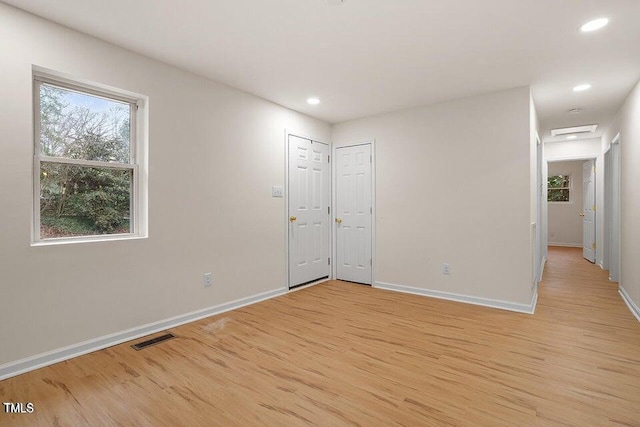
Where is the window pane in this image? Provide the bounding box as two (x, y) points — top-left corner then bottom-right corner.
(548, 175), (569, 189)
(40, 163), (132, 238)
(39, 83), (131, 163)
(548, 188), (570, 202)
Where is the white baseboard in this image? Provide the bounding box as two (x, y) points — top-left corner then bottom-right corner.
(619, 286), (640, 323)
(548, 243), (582, 248)
(374, 281), (538, 315)
(0, 287), (287, 381)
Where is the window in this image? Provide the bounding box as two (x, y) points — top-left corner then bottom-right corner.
(34, 74), (145, 243)
(548, 174), (571, 202)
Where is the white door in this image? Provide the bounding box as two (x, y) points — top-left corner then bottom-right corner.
(582, 160), (596, 263)
(335, 144), (372, 284)
(288, 135), (330, 288)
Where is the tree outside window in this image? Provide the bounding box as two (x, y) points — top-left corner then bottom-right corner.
(548, 174), (570, 202)
(35, 77), (140, 241)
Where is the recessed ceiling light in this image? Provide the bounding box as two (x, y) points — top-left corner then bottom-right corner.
(566, 135), (578, 140)
(580, 18), (609, 33)
(573, 84), (592, 92)
(307, 97), (320, 105)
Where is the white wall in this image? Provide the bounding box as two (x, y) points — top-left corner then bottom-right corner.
(0, 4), (330, 367)
(603, 78), (640, 313)
(332, 87), (534, 307)
(544, 138), (605, 266)
(547, 161), (585, 247)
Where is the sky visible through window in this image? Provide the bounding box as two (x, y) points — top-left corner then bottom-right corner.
(60, 86), (128, 117)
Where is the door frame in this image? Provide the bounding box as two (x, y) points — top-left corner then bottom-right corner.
(546, 155), (598, 261)
(535, 132), (544, 283)
(331, 140), (377, 285)
(605, 133), (621, 282)
(284, 129), (333, 290)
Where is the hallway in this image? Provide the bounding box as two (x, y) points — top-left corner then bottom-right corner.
(533, 246), (640, 424)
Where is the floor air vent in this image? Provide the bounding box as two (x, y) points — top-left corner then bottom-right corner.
(131, 333), (176, 351)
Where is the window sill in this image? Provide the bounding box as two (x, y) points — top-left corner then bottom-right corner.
(31, 234), (147, 247)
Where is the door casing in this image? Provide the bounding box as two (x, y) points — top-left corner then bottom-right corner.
(582, 159), (596, 263)
(546, 156), (598, 263)
(607, 133), (621, 282)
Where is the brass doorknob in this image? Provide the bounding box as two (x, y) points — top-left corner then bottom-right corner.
(335, 218), (342, 224)
(579, 213), (585, 217)
(290, 216), (297, 222)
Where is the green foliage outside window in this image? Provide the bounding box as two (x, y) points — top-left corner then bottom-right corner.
(38, 84), (133, 238)
(548, 174), (570, 202)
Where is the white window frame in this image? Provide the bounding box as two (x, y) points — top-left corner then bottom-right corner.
(32, 70), (148, 245)
(547, 173), (572, 204)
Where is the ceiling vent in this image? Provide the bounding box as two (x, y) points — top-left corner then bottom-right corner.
(551, 124), (598, 137)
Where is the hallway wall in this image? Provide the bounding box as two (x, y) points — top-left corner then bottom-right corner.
(332, 87), (535, 309)
(603, 78), (640, 317)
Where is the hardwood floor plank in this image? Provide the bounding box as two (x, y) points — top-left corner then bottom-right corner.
(1, 247), (639, 426)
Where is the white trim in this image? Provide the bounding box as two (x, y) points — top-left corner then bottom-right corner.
(546, 155), (598, 162)
(31, 234), (146, 247)
(332, 140), (376, 285)
(0, 287), (287, 381)
(548, 243), (583, 248)
(619, 286), (640, 323)
(609, 134), (621, 282)
(33, 66), (144, 104)
(540, 256), (547, 278)
(374, 281), (538, 315)
(32, 67), (149, 244)
(39, 156), (136, 170)
(612, 132), (621, 146)
(284, 130), (332, 289)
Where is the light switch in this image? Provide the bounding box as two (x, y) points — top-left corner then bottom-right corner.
(272, 186), (284, 198)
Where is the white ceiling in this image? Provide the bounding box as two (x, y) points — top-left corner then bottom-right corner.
(5, 0), (640, 141)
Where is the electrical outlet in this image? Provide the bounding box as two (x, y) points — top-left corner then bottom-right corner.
(442, 263), (451, 275)
(204, 272), (212, 287)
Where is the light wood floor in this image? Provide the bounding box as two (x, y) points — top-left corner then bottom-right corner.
(1, 247), (640, 426)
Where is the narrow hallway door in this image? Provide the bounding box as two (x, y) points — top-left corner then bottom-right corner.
(335, 144), (372, 284)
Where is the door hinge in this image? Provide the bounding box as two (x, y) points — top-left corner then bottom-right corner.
(592, 243), (596, 250)
(328, 206), (330, 215)
(593, 205), (596, 211)
(370, 154), (372, 163)
(370, 207), (372, 214)
(328, 258), (331, 265)
(328, 155), (330, 163)
(369, 258), (372, 266)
